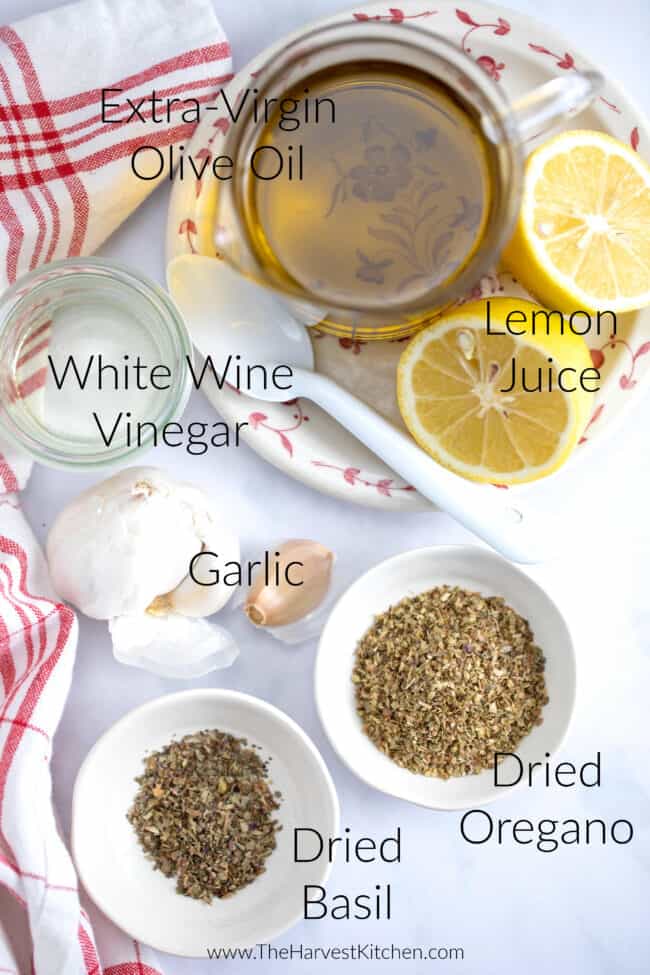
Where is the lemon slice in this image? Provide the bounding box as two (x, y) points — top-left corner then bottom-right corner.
(397, 298), (593, 484)
(504, 130), (650, 314)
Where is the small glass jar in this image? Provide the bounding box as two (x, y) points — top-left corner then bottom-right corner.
(0, 258), (193, 469)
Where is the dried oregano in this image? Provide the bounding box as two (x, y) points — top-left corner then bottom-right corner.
(127, 729), (281, 903)
(352, 586), (548, 779)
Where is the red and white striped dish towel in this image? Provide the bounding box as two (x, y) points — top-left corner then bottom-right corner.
(0, 497), (168, 975)
(0, 0), (232, 971)
(0, 0), (232, 288)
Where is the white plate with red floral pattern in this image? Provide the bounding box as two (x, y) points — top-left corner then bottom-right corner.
(166, 0), (649, 511)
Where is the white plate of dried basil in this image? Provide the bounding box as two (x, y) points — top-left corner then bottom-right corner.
(72, 689), (339, 956)
(315, 545), (576, 810)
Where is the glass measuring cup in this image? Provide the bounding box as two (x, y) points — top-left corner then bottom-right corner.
(214, 17), (602, 339)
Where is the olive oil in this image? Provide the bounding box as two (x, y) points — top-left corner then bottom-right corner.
(246, 62), (494, 332)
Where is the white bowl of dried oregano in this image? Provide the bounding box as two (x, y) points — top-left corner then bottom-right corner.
(315, 545), (576, 810)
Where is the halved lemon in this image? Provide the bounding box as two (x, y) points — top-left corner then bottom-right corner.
(397, 298), (593, 484)
(504, 129), (650, 314)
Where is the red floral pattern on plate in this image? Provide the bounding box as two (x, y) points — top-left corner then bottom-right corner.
(528, 43), (621, 113)
(352, 8), (437, 22)
(475, 55), (504, 81)
(456, 8), (510, 79)
(579, 403), (605, 445)
(248, 400), (310, 456)
(312, 461), (415, 495)
(178, 218), (197, 253)
(590, 337), (650, 391)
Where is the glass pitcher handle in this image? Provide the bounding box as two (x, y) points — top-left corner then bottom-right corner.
(511, 70), (604, 142)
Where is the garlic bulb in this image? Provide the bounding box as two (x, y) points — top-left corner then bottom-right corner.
(46, 467), (239, 677)
(245, 539), (334, 627)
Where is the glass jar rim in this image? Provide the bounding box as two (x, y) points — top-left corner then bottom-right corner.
(0, 257), (194, 470)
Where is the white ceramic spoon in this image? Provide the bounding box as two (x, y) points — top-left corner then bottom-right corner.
(168, 255), (551, 564)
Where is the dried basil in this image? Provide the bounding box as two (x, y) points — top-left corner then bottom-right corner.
(128, 729), (281, 903)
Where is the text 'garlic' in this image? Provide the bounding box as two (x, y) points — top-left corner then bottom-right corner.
(46, 466), (239, 678)
(245, 540), (334, 628)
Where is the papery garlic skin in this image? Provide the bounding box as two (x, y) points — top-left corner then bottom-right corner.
(46, 467), (239, 620)
(110, 612), (238, 680)
(245, 539), (334, 627)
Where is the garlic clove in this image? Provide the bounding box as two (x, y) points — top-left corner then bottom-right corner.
(151, 484), (239, 619)
(245, 539), (334, 627)
(109, 612), (238, 680)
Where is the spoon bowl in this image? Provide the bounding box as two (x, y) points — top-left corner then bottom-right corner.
(168, 254), (552, 564)
(167, 254), (313, 398)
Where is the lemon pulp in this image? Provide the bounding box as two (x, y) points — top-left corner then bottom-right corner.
(397, 298), (593, 484)
(504, 130), (650, 314)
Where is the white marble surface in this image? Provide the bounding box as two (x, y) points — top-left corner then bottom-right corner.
(3, 0), (650, 972)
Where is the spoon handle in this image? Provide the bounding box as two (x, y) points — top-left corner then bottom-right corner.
(294, 369), (551, 564)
